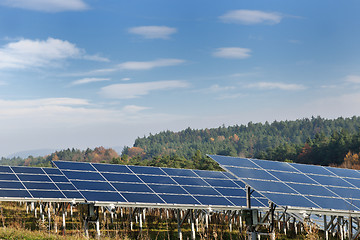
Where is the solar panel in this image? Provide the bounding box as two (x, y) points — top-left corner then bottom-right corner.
(53, 161), (268, 208)
(0, 166), (83, 202)
(208, 155), (360, 212)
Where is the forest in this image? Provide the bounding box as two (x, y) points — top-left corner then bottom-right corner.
(2, 116), (360, 170)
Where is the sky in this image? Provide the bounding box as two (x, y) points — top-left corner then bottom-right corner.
(1, 0), (360, 157)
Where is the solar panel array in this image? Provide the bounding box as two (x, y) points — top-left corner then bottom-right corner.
(53, 161), (268, 208)
(209, 155), (360, 212)
(0, 166), (83, 201)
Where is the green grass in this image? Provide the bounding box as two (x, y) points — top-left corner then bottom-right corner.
(0, 226), (87, 240)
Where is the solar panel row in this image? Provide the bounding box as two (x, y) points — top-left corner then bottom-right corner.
(0, 166), (82, 201)
(209, 155), (360, 211)
(53, 161), (269, 208)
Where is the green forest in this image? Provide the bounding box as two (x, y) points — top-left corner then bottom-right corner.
(2, 116), (360, 170)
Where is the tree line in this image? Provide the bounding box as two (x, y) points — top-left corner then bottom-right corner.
(2, 116), (360, 170)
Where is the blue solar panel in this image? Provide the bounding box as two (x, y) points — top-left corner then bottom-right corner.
(49, 175), (69, 182)
(102, 173), (142, 183)
(128, 165), (166, 175)
(0, 166), (84, 201)
(290, 163), (333, 176)
(209, 155), (360, 211)
(62, 191), (83, 199)
(112, 182), (153, 193)
(0, 189), (32, 198)
(172, 176), (208, 186)
(245, 179), (298, 194)
(0, 181), (25, 189)
(12, 166), (45, 174)
(208, 155), (258, 168)
(30, 190), (65, 199)
(54, 161), (264, 208)
(310, 175), (353, 188)
(0, 173), (18, 181)
(326, 167), (360, 179)
(307, 196), (356, 211)
(138, 175), (176, 184)
(215, 187), (246, 197)
(253, 159), (296, 172)
(204, 179), (240, 188)
(287, 183), (335, 197)
(62, 170), (105, 181)
(183, 186), (220, 196)
(17, 174), (51, 182)
(268, 171), (317, 184)
(0, 166), (13, 173)
(327, 187), (360, 199)
(195, 196), (233, 206)
(122, 192), (164, 204)
(193, 170), (228, 179)
(225, 167), (277, 181)
(162, 168), (197, 177)
(71, 180), (115, 191)
(81, 191), (125, 202)
(56, 183), (77, 191)
(262, 192), (319, 208)
(148, 184), (188, 194)
(54, 161), (96, 171)
(43, 168), (62, 175)
(92, 163), (132, 174)
(159, 194), (199, 205)
(23, 182), (58, 190)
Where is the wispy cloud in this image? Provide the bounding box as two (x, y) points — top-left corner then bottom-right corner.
(122, 105), (150, 113)
(345, 75), (360, 84)
(0, 0), (89, 12)
(247, 82), (306, 90)
(220, 9), (283, 25)
(65, 58), (185, 77)
(100, 80), (189, 99)
(71, 78), (110, 86)
(213, 47), (251, 59)
(205, 84), (236, 93)
(0, 38), (108, 70)
(0, 98), (89, 109)
(128, 26), (177, 39)
(118, 59), (185, 70)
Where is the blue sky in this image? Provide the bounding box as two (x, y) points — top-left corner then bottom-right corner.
(1, 0), (360, 157)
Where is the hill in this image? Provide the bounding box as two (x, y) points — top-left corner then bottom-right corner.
(2, 116), (360, 170)
(128, 116), (360, 164)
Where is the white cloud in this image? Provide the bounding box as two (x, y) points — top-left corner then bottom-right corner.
(122, 105), (150, 113)
(118, 59), (185, 70)
(121, 78), (131, 81)
(71, 78), (110, 85)
(247, 82), (306, 90)
(0, 0), (88, 12)
(345, 75), (360, 84)
(0, 38), (108, 70)
(220, 9), (282, 25)
(128, 26), (177, 39)
(206, 84), (236, 93)
(100, 80), (189, 99)
(0, 98), (89, 109)
(213, 47), (251, 59)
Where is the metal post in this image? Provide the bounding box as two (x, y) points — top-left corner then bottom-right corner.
(324, 215), (328, 240)
(190, 209), (196, 240)
(62, 204), (66, 235)
(96, 218), (100, 239)
(246, 186), (251, 208)
(348, 216), (353, 240)
(177, 209), (183, 240)
(48, 203), (51, 232)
